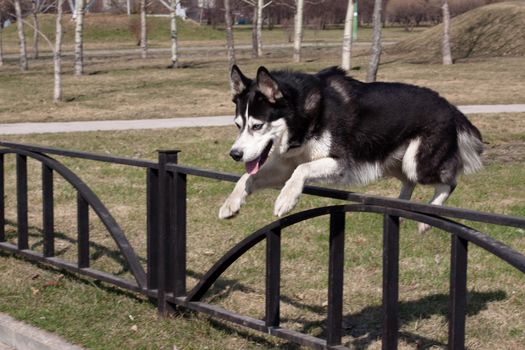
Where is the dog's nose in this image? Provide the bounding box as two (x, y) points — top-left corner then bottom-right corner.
(229, 149), (243, 161)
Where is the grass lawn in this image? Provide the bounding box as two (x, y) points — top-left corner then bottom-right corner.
(0, 113), (524, 349)
(0, 14), (424, 53)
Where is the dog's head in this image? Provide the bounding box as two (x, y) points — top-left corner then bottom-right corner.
(228, 65), (320, 174)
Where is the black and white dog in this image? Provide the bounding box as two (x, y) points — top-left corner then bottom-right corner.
(219, 65), (483, 232)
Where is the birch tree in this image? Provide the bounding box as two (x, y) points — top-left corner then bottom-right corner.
(74, 0), (85, 75)
(256, 0), (263, 56)
(241, 0), (271, 58)
(292, 0), (303, 62)
(14, 0), (28, 71)
(158, 0), (179, 67)
(441, 0), (452, 65)
(0, 2), (6, 66)
(366, 0), (383, 82)
(30, 0), (53, 59)
(54, 0), (64, 102)
(140, 0), (147, 58)
(0, 24), (3, 67)
(224, 0), (236, 70)
(341, 0), (354, 71)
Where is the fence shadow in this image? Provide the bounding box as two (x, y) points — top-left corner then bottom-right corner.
(292, 290), (506, 349)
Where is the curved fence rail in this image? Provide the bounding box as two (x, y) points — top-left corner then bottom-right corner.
(0, 141), (524, 350)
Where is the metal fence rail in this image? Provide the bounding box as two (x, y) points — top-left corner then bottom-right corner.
(0, 141), (524, 350)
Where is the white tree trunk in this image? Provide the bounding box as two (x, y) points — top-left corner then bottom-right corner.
(256, 0), (263, 57)
(292, 0), (304, 63)
(442, 0), (453, 65)
(74, 0), (85, 75)
(224, 0), (236, 70)
(14, 0), (28, 71)
(140, 0), (147, 59)
(127, 0), (131, 16)
(251, 6), (257, 58)
(366, 0), (383, 82)
(169, 0), (178, 67)
(54, 0), (64, 102)
(32, 4), (39, 59)
(341, 0), (354, 71)
(0, 28), (4, 67)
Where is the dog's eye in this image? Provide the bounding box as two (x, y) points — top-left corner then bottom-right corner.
(252, 123), (264, 131)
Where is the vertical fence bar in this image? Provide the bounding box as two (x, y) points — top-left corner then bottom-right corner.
(172, 160), (187, 298)
(157, 150), (180, 316)
(265, 228), (281, 328)
(16, 154), (28, 250)
(382, 214), (400, 350)
(147, 168), (159, 291)
(0, 154), (4, 242)
(42, 164), (54, 257)
(448, 234), (468, 350)
(77, 193), (90, 268)
(326, 211), (345, 346)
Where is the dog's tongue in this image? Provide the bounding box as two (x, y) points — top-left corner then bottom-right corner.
(246, 157), (261, 175)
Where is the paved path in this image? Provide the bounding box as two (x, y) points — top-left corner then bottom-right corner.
(0, 104), (524, 135)
(0, 313), (84, 350)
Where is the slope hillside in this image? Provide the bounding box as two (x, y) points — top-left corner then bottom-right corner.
(389, 1), (525, 62)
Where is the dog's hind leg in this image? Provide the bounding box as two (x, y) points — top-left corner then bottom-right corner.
(398, 181), (416, 200)
(417, 183), (456, 233)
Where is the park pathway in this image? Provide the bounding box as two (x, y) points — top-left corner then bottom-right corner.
(0, 104), (524, 135)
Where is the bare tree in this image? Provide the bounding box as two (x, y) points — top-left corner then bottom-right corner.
(158, 0), (179, 67)
(140, 0), (147, 58)
(0, 2), (7, 66)
(31, 0), (39, 58)
(74, 0), (85, 75)
(54, 0), (64, 102)
(14, 0), (28, 71)
(341, 0), (354, 70)
(241, 0), (271, 58)
(366, 0), (383, 82)
(441, 0), (453, 65)
(224, 0), (236, 70)
(292, 0), (303, 62)
(0, 24), (3, 67)
(28, 0), (54, 59)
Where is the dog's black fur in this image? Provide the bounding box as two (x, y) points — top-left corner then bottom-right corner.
(236, 66), (482, 186)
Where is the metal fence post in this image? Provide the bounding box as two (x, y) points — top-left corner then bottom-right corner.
(448, 234), (468, 350)
(382, 214), (400, 350)
(157, 150), (186, 316)
(0, 154), (4, 242)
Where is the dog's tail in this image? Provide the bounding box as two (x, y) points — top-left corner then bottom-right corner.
(456, 113), (484, 175)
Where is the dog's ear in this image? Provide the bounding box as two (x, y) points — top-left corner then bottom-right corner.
(230, 65), (250, 96)
(256, 67), (283, 103)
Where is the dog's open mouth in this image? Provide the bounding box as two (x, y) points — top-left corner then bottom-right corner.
(246, 141), (273, 175)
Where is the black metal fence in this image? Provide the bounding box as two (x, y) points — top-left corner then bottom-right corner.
(0, 140), (524, 350)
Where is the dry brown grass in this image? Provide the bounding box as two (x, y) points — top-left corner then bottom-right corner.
(1, 51), (524, 124)
(389, 1), (525, 62)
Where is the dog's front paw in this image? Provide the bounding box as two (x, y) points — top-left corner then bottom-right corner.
(273, 181), (303, 217)
(219, 196), (243, 219)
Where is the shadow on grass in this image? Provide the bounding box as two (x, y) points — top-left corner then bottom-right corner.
(286, 290), (507, 349)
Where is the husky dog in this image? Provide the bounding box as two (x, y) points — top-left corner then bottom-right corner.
(219, 65), (483, 232)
